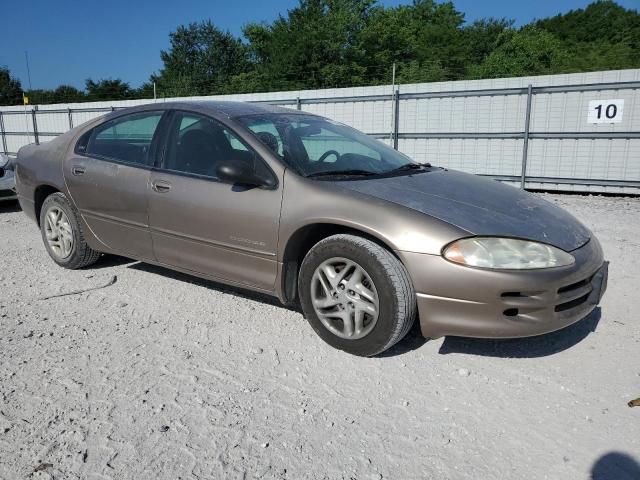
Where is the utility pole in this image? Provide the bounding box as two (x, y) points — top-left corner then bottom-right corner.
(389, 62), (396, 145)
(24, 51), (33, 90)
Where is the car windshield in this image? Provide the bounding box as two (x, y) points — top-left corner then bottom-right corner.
(236, 113), (425, 178)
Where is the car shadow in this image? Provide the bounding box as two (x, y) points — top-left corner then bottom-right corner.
(591, 452), (640, 480)
(127, 261), (300, 312)
(437, 308), (602, 358)
(90, 254), (138, 269)
(377, 320), (429, 357)
(101, 257), (604, 359)
(0, 199), (21, 213)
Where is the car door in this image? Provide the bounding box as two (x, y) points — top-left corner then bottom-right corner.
(64, 110), (166, 260)
(147, 110), (283, 291)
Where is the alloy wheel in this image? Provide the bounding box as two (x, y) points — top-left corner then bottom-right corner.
(310, 257), (379, 340)
(44, 206), (74, 259)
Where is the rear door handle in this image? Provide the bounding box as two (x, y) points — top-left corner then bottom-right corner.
(151, 180), (172, 193)
(71, 166), (86, 176)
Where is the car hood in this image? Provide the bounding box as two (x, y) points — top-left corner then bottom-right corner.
(333, 169), (591, 251)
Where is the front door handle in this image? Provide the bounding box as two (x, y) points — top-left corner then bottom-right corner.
(71, 166), (86, 176)
(151, 180), (172, 193)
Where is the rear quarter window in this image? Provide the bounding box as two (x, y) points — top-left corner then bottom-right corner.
(75, 130), (92, 154)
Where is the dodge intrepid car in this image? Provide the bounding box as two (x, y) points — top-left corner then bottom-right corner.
(15, 102), (608, 356)
(0, 154), (17, 202)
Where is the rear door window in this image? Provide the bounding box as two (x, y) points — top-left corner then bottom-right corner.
(87, 112), (163, 165)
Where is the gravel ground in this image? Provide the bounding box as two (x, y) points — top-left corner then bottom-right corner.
(0, 193), (639, 480)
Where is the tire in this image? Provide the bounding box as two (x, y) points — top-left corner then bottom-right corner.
(39, 192), (101, 269)
(298, 234), (416, 356)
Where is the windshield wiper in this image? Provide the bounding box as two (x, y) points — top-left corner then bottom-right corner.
(385, 162), (432, 174)
(306, 169), (377, 178)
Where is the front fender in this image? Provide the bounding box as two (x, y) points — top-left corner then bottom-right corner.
(278, 171), (468, 259)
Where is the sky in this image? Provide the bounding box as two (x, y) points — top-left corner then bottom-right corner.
(2, 0), (639, 90)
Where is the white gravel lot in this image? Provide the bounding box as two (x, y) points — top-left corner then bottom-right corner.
(0, 193), (639, 480)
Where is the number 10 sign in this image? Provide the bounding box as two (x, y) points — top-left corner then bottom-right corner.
(588, 99), (624, 124)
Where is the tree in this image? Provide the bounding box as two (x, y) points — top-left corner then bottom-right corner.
(463, 18), (514, 67)
(355, 0), (470, 84)
(129, 81), (155, 100)
(242, 0), (374, 91)
(85, 78), (132, 101)
(535, 0), (640, 72)
(0, 67), (23, 106)
(535, 0), (639, 44)
(53, 85), (86, 103)
(152, 21), (250, 96)
(471, 28), (570, 79)
(20, 85), (86, 105)
(5, 0), (640, 103)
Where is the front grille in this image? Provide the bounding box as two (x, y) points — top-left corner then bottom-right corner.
(498, 267), (602, 320)
(558, 277), (591, 294)
(554, 273), (595, 313)
(555, 293), (590, 312)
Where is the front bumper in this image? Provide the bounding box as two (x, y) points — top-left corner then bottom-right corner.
(398, 238), (607, 339)
(0, 169), (17, 201)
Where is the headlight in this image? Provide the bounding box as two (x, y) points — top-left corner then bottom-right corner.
(443, 237), (575, 270)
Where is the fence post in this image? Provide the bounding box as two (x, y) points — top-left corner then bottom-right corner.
(520, 84), (533, 189)
(31, 108), (39, 145)
(67, 108), (74, 129)
(0, 112), (6, 154)
(296, 97), (301, 110)
(393, 88), (400, 150)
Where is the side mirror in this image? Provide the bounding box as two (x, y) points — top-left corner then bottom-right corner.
(216, 160), (276, 188)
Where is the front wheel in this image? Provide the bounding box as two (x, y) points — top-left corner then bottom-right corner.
(298, 234), (416, 356)
(40, 192), (101, 269)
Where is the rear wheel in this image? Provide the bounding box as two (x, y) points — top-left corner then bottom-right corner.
(40, 192), (100, 269)
(298, 234), (416, 356)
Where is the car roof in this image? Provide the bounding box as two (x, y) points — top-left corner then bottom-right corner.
(107, 100), (308, 120)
